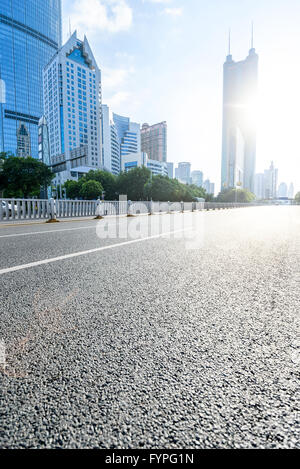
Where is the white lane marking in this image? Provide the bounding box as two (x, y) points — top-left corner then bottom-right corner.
(0, 225), (96, 239)
(0, 228), (193, 276)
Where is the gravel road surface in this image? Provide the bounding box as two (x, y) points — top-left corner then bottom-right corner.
(0, 206), (299, 449)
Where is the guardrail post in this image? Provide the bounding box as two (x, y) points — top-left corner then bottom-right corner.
(95, 198), (104, 219)
(46, 198), (59, 223)
(127, 200), (134, 217)
(148, 200), (154, 216)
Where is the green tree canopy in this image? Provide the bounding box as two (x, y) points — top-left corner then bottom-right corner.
(62, 168), (208, 202)
(64, 179), (83, 199)
(144, 175), (176, 201)
(79, 180), (103, 200)
(216, 188), (255, 203)
(0, 155), (54, 198)
(145, 176), (207, 202)
(85, 170), (117, 200)
(116, 167), (151, 200)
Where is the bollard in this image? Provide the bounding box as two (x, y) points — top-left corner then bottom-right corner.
(94, 199), (104, 219)
(181, 201), (184, 213)
(46, 197), (59, 223)
(168, 201), (171, 214)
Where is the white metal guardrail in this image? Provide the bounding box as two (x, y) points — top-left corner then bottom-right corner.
(0, 198), (269, 222)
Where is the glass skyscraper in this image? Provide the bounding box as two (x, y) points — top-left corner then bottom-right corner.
(221, 45), (258, 193)
(113, 112), (141, 159)
(0, 0), (62, 158)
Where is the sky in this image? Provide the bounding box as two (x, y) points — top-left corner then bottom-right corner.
(62, 0), (300, 193)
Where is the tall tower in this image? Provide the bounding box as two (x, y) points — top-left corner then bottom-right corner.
(141, 122), (167, 163)
(43, 32), (102, 185)
(0, 0), (62, 158)
(221, 30), (258, 193)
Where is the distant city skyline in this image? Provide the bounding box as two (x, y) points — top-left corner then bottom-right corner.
(63, 0), (300, 194)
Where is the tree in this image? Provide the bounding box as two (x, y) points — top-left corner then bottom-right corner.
(144, 175), (176, 201)
(0, 155), (54, 198)
(116, 167), (151, 200)
(216, 188), (255, 203)
(145, 175), (207, 202)
(85, 170), (117, 200)
(64, 179), (83, 199)
(79, 180), (103, 200)
(295, 192), (300, 203)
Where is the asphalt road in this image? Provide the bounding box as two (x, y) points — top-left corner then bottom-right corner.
(0, 206), (299, 449)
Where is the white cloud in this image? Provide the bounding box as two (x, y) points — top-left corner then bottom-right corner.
(102, 66), (135, 89)
(163, 7), (183, 17)
(68, 0), (133, 36)
(107, 91), (131, 109)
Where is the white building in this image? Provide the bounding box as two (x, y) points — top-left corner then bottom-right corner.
(43, 31), (102, 185)
(176, 162), (191, 185)
(101, 104), (120, 175)
(121, 152), (168, 177)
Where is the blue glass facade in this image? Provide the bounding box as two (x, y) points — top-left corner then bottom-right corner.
(113, 112), (130, 144)
(112, 112), (140, 159)
(0, 0), (62, 158)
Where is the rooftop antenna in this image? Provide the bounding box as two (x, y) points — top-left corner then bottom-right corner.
(69, 17), (72, 37)
(228, 28), (231, 55)
(251, 21), (254, 49)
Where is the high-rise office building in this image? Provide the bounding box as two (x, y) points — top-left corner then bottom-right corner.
(102, 104), (120, 175)
(203, 179), (215, 195)
(278, 182), (288, 198)
(288, 183), (294, 199)
(43, 32), (102, 185)
(264, 161), (278, 199)
(254, 173), (265, 200)
(176, 162), (191, 185)
(191, 170), (204, 187)
(141, 122), (167, 163)
(221, 35), (258, 193)
(112, 112), (141, 166)
(167, 162), (174, 179)
(121, 152), (168, 177)
(0, 0), (62, 158)
(16, 123), (31, 157)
